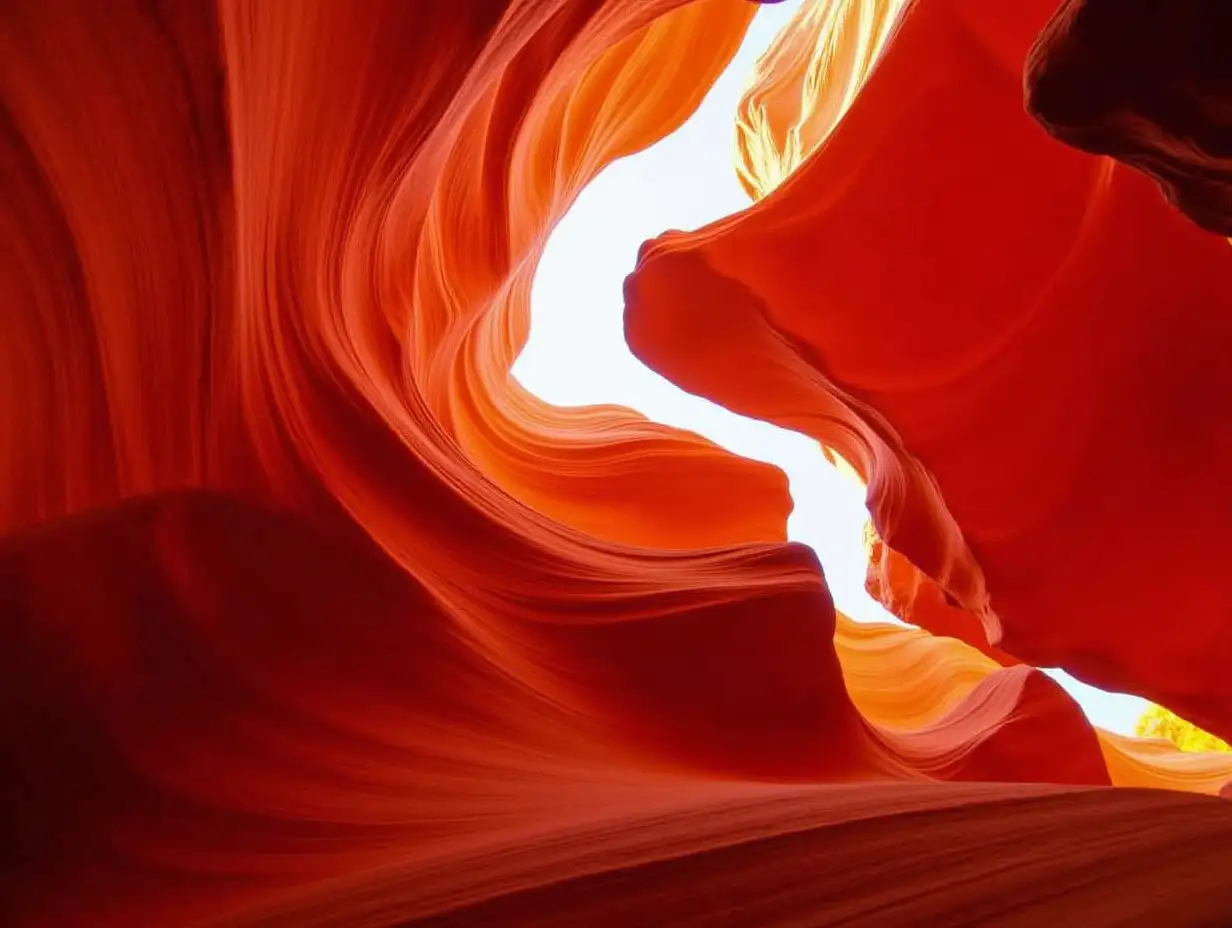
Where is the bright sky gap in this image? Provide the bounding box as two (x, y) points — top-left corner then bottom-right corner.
(515, 0), (1147, 736)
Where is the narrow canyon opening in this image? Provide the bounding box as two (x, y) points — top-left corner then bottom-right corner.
(516, 0), (1148, 736)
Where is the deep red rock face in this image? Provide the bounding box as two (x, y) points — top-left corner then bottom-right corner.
(627, 0), (1232, 740)
(1027, 0), (1232, 236)
(2, 1), (1232, 924)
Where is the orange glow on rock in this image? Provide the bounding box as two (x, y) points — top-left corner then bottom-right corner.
(3, 0), (1232, 923)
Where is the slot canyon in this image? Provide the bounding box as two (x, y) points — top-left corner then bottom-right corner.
(3, 0), (1232, 924)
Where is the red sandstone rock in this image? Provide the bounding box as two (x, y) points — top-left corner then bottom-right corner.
(627, 0), (1232, 740)
(3, 1), (1232, 923)
(1027, 0), (1232, 236)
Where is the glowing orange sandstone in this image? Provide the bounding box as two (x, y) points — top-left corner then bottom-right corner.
(628, 0), (1232, 740)
(3, 0), (1232, 924)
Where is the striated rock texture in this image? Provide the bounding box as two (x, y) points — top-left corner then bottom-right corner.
(736, 0), (910, 199)
(2, 0), (1232, 924)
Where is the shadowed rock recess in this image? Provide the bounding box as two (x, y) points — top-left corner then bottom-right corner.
(2, 1), (1231, 924)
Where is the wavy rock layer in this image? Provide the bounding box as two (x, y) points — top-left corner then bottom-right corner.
(628, 0), (1232, 740)
(736, 0), (910, 199)
(836, 616), (1232, 795)
(5, 493), (1231, 925)
(4, 0), (1232, 924)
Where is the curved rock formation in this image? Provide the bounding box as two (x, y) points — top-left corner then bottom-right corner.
(1100, 732), (1232, 796)
(627, 0), (1232, 739)
(863, 522), (1023, 667)
(4, 0), (1232, 924)
(5, 492), (1230, 924)
(1026, 0), (1232, 236)
(736, 0), (909, 199)
(0, 0), (785, 547)
(837, 615), (1232, 796)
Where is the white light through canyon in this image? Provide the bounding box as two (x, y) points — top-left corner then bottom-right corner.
(514, 0), (1148, 736)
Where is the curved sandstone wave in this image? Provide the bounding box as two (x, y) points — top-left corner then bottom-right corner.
(236, 784), (1232, 926)
(627, 0), (1232, 739)
(736, 0), (909, 200)
(863, 522), (1023, 666)
(4, 492), (1230, 925)
(837, 615), (1232, 795)
(4, 0), (1232, 924)
(0, 0), (787, 549)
